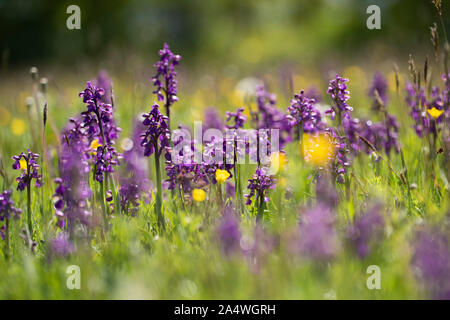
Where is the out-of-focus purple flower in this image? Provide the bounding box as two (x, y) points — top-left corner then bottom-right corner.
(141, 103), (171, 158)
(120, 119), (152, 214)
(342, 114), (361, 154)
(287, 90), (323, 135)
(326, 74), (353, 120)
(0, 190), (22, 240)
(383, 114), (400, 154)
(315, 175), (338, 209)
(50, 232), (75, 257)
(244, 168), (276, 206)
(94, 70), (112, 104)
(368, 72), (388, 110)
(298, 204), (340, 261)
(412, 227), (450, 299)
(53, 164), (92, 229)
(152, 43), (181, 123)
(241, 224), (279, 273)
(12, 150), (42, 191)
(225, 181), (236, 198)
(304, 86), (322, 104)
(217, 206), (241, 256)
(347, 203), (385, 258)
(203, 107), (224, 133)
(359, 117), (400, 156)
(119, 183), (140, 215)
(254, 85), (291, 148)
(54, 117), (92, 230)
(405, 82), (428, 138)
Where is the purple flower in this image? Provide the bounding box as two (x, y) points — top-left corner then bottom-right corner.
(412, 227), (450, 299)
(383, 114), (400, 154)
(326, 74), (353, 120)
(152, 43), (181, 122)
(225, 107), (247, 130)
(287, 90), (323, 135)
(94, 70), (112, 104)
(244, 168), (276, 206)
(304, 86), (322, 104)
(12, 150), (42, 191)
(315, 175), (338, 209)
(50, 232), (75, 257)
(405, 82), (428, 138)
(55, 117), (92, 230)
(325, 75), (357, 182)
(94, 145), (120, 183)
(217, 207), (241, 256)
(141, 103), (171, 158)
(298, 204), (340, 261)
(368, 72), (388, 110)
(342, 114), (361, 154)
(120, 119), (152, 213)
(203, 107), (224, 133)
(347, 202), (385, 258)
(79, 81), (121, 146)
(53, 137), (92, 230)
(0, 190), (21, 240)
(327, 128), (350, 183)
(254, 85), (291, 147)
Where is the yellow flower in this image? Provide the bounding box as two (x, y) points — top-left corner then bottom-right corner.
(269, 152), (287, 174)
(19, 159), (27, 170)
(302, 133), (335, 167)
(427, 107), (444, 119)
(90, 139), (102, 150)
(10, 118), (26, 136)
(192, 189), (206, 202)
(215, 169), (230, 184)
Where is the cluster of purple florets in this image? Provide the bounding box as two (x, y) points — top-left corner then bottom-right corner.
(12, 150), (42, 191)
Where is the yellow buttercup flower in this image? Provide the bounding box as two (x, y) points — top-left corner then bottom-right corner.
(90, 139), (102, 150)
(302, 133), (335, 167)
(10, 118), (26, 136)
(215, 169), (230, 184)
(19, 159), (27, 170)
(192, 189), (206, 202)
(427, 107), (444, 119)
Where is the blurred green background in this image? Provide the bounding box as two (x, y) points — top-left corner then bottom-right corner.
(0, 0), (446, 73)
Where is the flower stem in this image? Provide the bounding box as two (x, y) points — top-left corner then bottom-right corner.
(26, 181), (32, 238)
(5, 218), (10, 259)
(99, 179), (108, 230)
(154, 145), (165, 232)
(257, 193), (265, 221)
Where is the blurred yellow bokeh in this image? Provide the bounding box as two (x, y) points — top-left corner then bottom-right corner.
(302, 132), (335, 167)
(10, 118), (26, 136)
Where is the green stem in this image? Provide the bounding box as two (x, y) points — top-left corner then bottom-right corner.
(26, 181), (32, 238)
(5, 218), (10, 259)
(99, 179), (108, 230)
(154, 146), (165, 232)
(257, 193), (265, 221)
